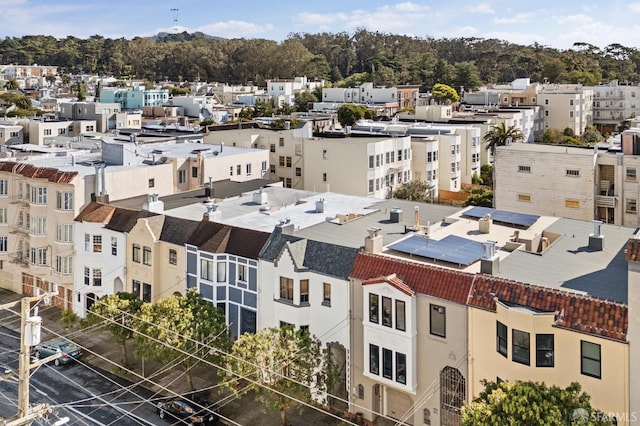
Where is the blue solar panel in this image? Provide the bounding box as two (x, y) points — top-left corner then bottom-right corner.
(463, 207), (540, 228)
(388, 235), (486, 265)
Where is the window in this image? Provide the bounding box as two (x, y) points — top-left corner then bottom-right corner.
(191, 166), (198, 178)
(295, 167), (302, 177)
(143, 283), (152, 302)
(237, 164), (241, 175)
(280, 277), (293, 301)
(396, 353), (407, 384)
(279, 137), (284, 147)
(93, 268), (102, 286)
(398, 150), (402, 161)
(536, 334), (554, 367)
(262, 161), (267, 172)
(270, 144), (276, 152)
(369, 155), (374, 168)
(84, 267), (90, 285)
(512, 329), (530, 365)
(132, 244), (140, 263)
(369, 344), (379, 375)
(0, 208), (6, 224)
(300, 279), (309, 303)
(178, 169), (186, 183)
(581, 340), (601, 379)
(285, 178), (292, 188)
(238, 264), (247, 282)
(143, 246), (151, 265)
(322, 173), (327, 182)
(518, 193), (532, 202)
(497, 321), (507, 357)
(200, 259), (214, 280)
(132, 280), (141, 298)
(169, 249), (177, 265)
(323, 283), (331, 305)
(30, 217), (47, 235)
(368, 179), (374, 193)
(31, 186), (47, 204)
(382, 349), (393, 379)
(369, 293), (379, 323)
(429, 304), (446, 337)
(93, 235), (102, 253)
(565, 199), (580, 208)
(566, 169), (580, 177)
(0, 236), (6, 252)
(55, 255), (73, 274)
(285, 157), (292, 168)
(229, 166), (233, 176)
(322, 149), (327, 159)
(0, 179), (7, 195)
(627, 167), (637, 181)
(395, 300), (406, 331)
(56, 191), (73, 210)
(627, 199), (637, 213)
(217, 262), (226, 282)
(544, 98), (549, 105)
(246, 163), (252, 175)
(111, 237), (117, 255)
(518, 165), (531, 173)
(148, 178), (155, 188)
(382, 296), (392, 327)
(270, 164), (276, 174)
(279, 156), (285, 167)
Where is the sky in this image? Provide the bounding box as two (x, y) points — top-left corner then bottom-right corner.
(1, 0), (639, 50)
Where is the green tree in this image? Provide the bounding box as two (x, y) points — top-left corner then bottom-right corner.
(483, 122), (524, 156)
(4, 78), (19, 91)
(254, 100), (275, 118)
(293, 91), (318, 112)
(45, 74), (57, 86)
(75, 82), (86, 101)
(393, 180), (429, 202)
(480, 164), (493, 187)
(337, 103), (368, 127)
(86, 292), (142, 367)
(224, 327), (330, 426)
(431, 83), (460, 104)
(135, 289), (229, 390)
(0, 93), (32, 110)
(463, 188), (493, 207)
(462, 380), (613, 426)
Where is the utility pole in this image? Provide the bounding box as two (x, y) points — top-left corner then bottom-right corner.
(0, 289), (60, 426)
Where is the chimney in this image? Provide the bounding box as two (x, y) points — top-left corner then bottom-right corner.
(203, 202), (221, 222)
(277, 218), (295, 234)
(143, 193), (164, 213)
(480, 240), (500, 275)
(588, 220), (604, 251)
(315, 198), (326, 213)
(414, 206), (419, 230)
(365, 227), (383, 253)
(220, 142), (224, 152)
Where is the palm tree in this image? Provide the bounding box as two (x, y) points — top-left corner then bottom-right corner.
(483, 122), (524, 156)
(4, 78), (19, 91)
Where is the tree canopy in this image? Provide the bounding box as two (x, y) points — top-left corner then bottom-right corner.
(462, 380), (613, 426)
(223, 327), (330, 426)
(483, 122), (525, 156)
(431, 83), (460, 104)
(393, 180), (430, 202)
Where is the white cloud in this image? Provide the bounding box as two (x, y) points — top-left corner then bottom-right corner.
(469, 3), (494, 14)
(296, 12), (349, 25)
(493, 13), (535, 25)
(630, 3), (640, 12)
(196, 21), (275, 38)
(393, 2), (430, 12)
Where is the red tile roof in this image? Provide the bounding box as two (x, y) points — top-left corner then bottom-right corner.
(351, 252), (474, 304)
(351, 252), (628, 342)
(362, 273), (416, 296)
(468, 275), (628, 342)
(0, 162), (77, 183)
(626, 238), (640, 262)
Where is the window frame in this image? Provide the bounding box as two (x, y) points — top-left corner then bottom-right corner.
(496, 321), (508, 357)
(132, 244), (141, 263)
(369, 344), (379, 375)
(169, 248), (177, 265)
(369, 293), (379, 323)
(580, 340), (601, 379)
(536, 334), (555, 367)
(142, 246), (151, 266)
(300, 279), (309, 304)
(512, 329), (531, 365)
(279, 276), (294, 302)
(430, 304), (446, 338)
(395, 300), (406, 331)
(381, 296), (392, 327)
(322, 283), (331, 306)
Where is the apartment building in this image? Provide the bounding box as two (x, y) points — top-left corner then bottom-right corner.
(0, 123), (23, 145)
(0, 64), (57, 78)
(58, 102), (143, 132)
(26, 118), (97, 146)
(99, 85), (169, 109)
(589, 80), (640, 134)
(266, 76), (325, 107)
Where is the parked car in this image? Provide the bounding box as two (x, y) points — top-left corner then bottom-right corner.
(33, 339), (83, 366)
(157, 394), (219, 425)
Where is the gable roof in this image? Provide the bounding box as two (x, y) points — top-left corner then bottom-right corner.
(362, 273), (416, 296)
(350, 252), (475, 305)
(260, 226), (360, 280)
(159, 215), (201, 245)
(186, 221), (270, 259)
(468, 275), (628, 342)
(104, 207), (157, 233)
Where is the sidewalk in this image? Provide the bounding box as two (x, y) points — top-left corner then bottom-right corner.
(0, 289), (345, 425)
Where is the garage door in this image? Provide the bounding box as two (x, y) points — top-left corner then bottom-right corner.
(387, 388), (414, 425)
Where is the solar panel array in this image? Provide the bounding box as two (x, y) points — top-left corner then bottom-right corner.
(463, 206), (540, 228)
(388, 235), (486, 265)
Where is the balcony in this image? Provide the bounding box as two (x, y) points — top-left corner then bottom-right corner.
(596, 195), (616, 208)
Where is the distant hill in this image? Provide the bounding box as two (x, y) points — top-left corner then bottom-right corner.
(149, 31), (226, 42)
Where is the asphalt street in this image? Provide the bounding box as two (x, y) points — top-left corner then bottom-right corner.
(0, 325), (161, 426)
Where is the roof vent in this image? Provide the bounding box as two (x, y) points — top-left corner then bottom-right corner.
(588, 220), (604, 251)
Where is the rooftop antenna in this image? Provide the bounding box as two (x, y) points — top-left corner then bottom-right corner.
(170, 8), (179, 33)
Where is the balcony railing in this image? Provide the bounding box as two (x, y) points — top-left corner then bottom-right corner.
(596, 195), (616, 208)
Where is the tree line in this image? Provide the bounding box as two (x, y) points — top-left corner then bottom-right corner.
(2, 30), (640, 90)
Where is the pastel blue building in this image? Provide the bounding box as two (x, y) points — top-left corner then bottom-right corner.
(100, 86), (169, 109)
